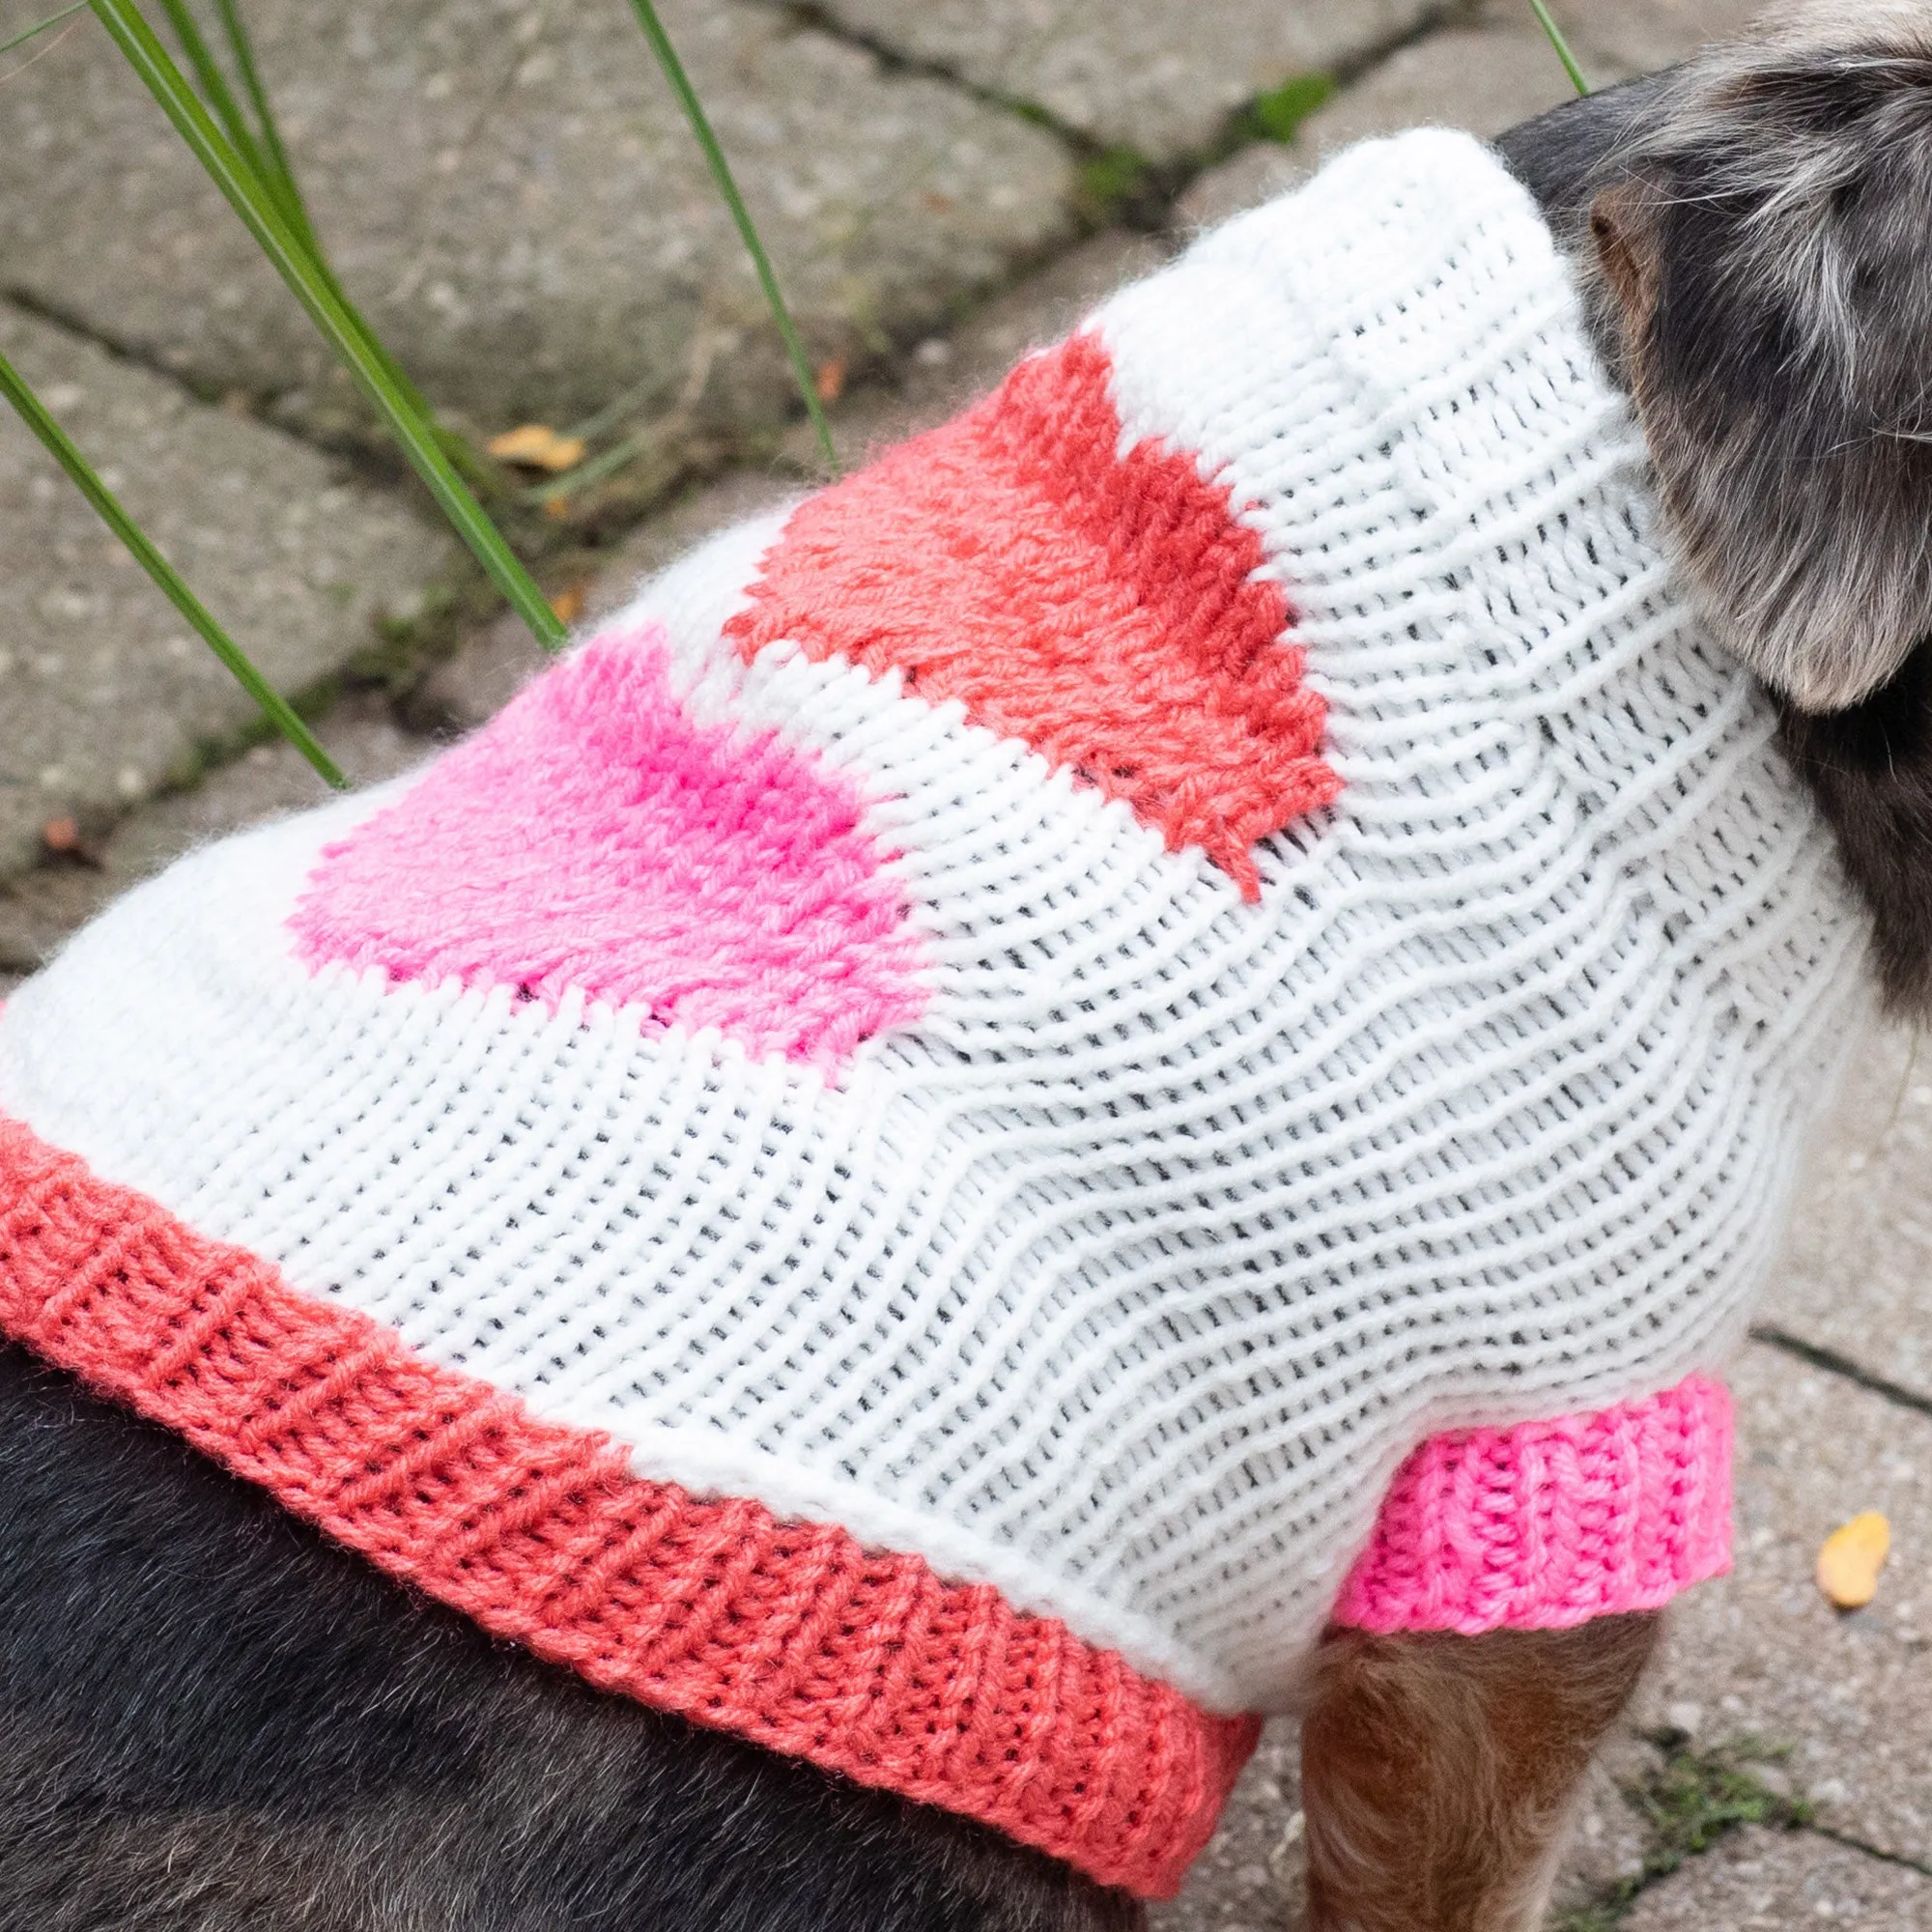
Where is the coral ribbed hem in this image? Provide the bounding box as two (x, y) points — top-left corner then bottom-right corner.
(1333, 1377), (1733, 1634)
(0, 1116), (1256, 1898)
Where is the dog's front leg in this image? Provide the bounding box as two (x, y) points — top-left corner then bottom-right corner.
(1297, 1612), (1659, 1932)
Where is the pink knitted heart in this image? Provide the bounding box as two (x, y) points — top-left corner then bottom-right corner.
(290, 624), (925, 1065)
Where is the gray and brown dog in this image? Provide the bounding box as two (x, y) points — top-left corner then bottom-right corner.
(5, 6), (1932, 1928)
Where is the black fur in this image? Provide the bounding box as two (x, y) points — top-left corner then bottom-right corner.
(0, 1343), (1140, 1932)
(1776, 641), (1932, 1014)
(1492, 71), (1675, 269)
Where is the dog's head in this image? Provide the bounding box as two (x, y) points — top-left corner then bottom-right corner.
(1500, 3), (1932, 1010)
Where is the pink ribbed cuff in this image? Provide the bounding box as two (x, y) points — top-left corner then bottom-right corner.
(1335, 1376), (1733, 1634)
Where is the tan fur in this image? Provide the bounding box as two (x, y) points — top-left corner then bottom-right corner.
(1298, 1614), (1661, 1932)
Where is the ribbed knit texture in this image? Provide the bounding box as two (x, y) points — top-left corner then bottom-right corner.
(0, 129), (1874, 1891)
(0, 1115), (1252, 1896)
(1334, 1377), (1733, 1634)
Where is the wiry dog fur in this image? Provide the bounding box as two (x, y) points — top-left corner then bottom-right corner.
(1298, 1617), (1661, 1932)
(1560, 3), (1932, 719)
(9, 7), (1932, 1929)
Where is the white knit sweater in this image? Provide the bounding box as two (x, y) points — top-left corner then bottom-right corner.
(0, 130), (1869, 1720)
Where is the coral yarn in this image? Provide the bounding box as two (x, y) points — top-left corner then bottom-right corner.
(724, 332), (1339, 900)
(0, 1113), (1255, 1899)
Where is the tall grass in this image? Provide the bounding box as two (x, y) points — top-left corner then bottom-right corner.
(7, 0), (1586, 782)
(3, 0), (836, 779)
(1529, 1), (1592, 98)
(0, 347), (344, 784)
(0, 2), (85, 58)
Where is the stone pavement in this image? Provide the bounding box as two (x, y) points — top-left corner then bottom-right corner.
(4, 2), (1930, 1924)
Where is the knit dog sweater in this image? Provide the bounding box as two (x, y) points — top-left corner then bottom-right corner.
(0, 130), (1871, 1896)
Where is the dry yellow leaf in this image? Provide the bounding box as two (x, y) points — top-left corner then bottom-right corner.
(487, 423), (587, 473)
(814, 357), (847, 404)
(549, 583), (586, 625)
(1817, 1511), (1890, 1609)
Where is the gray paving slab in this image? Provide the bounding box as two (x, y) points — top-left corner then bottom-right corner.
(0, 0), (1074, 461)
(0, 697), (430, 982)
(1634, 1340), (1932, 1868)
(769, 0), (1448, 160)
(1288, 15), (1615, 161)
(780, 230), (1174, 468)
(1174, 14), (1605, 232)
(1620, 1825), (1932, 1930)
(412, 230), (1170, 736)
(1521, 0), (1770, 77)
(0, 299), (446, 881)
(1760, 1022), (1932, 1411)
(1147, 1714), (1654, 1928)
(1170, 144), (1310, 239)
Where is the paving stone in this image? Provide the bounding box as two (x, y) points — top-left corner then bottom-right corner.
(0, 300), (446, 881)
(1289, 16), (1620, 162)
(412, 231), (1170, 736)
(0, 1), (1074, 464)
(772, 0), (1448, 160)
(1552, 1731), (1662, 1917)
(1520, 0), (1770, 78)
(1170, 143), (1313, 238)
(1620, 1825), (1932, 1930)
(1760, 1022), (1932, 1409)
(0, 696), (430, 981)
(1174, 15), (1621, 233)
(1634, 1341), (1932, 1868)
(777, 229), (1172, 466)
(1147, 1706), (1655, 1926)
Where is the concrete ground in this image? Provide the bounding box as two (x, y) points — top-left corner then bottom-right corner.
(2, 2), (1926, 1923)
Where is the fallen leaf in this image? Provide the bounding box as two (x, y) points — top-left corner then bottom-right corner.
(549, 583), (586, 625)
(543, 494), (574, 522)
(814, 357), (847, 404)
(41, 816), (100, 868)
(1818, 1511), (1890, 1609)
(488, 423), (587, 473)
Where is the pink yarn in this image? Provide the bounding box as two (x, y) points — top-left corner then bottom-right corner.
(291, 625), (926, 1065)
(1333, 1377), (1733, 1634)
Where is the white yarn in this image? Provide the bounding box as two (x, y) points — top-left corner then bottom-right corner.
(0, 130), (1870, 1713)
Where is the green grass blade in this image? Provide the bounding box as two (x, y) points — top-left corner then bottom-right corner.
(0, 347), (344, 787)
(151, 1), (463, 470)
(624, 0), (838, 475)
(156, 0), (264, 185)
(88, 0), (567, 652)
(1528, 0), (1591, 97)
(210, 0), (314, 248)
(0, 1), (87, 58)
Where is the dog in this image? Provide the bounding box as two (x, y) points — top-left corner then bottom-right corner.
(4, 7), (1931, 1929)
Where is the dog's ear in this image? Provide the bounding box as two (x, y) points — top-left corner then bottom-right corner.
(1585, 17), (1932, 713)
